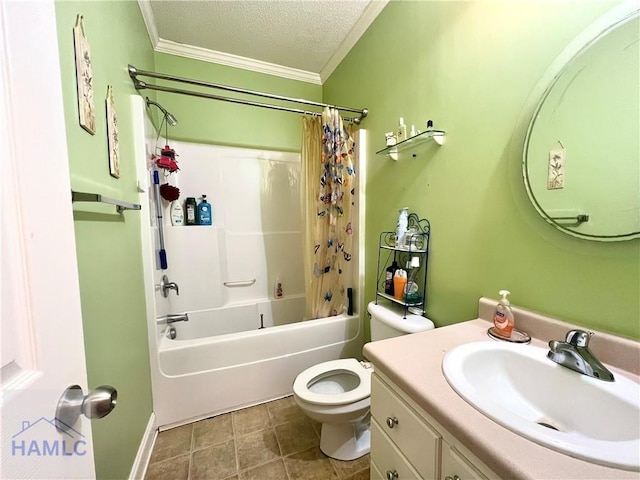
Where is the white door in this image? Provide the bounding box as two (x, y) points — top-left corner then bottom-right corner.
(0, 1), (96, 478)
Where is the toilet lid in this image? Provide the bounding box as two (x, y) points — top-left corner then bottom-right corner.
(293, 358), (372, 406)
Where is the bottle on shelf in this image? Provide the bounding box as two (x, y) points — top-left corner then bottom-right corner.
(397, 117), (407, 142)
(396, 207), (409, 248)
(197, 194), (212, 226)
(385, 260), (399, 295)
(185, 197), (197, 225)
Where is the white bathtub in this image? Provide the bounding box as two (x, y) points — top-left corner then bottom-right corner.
(152, 296), (363, 428)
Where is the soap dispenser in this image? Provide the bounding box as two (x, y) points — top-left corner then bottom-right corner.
(493, 290), (514, 338)
(197, 195), (212, 226)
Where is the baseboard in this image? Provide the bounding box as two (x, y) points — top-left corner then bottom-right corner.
(128, 412), (157, 480)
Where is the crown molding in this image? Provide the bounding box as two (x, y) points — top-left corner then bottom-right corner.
(137, 0), (159, 48)
(154, 39), (322, 85)
(136, 0), (387, 85)
(319, 0), (389, 83)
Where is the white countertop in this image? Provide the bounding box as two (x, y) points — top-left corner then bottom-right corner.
(363, 298), (640, 480)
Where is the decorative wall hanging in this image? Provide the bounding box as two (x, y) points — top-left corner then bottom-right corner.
(73, 15), (95, 135)
(106, 86), (120, 178)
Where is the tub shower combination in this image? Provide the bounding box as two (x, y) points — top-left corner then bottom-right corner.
(154, 297), (362, 427)
(134, 97), (363, 429)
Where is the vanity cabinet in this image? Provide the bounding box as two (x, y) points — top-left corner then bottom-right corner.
(370, 372), (498, 480)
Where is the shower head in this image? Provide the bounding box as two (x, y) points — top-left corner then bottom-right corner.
(146, 97), (178, 126)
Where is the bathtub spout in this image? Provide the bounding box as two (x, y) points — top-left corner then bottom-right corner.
(166, 313), (189, 324)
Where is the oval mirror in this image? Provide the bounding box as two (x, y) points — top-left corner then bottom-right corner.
(523, 6), (639, 241)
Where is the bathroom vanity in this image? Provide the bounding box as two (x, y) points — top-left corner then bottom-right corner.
(363, 298), (640, 480)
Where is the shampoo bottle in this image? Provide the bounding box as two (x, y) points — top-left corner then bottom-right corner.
(197, 194), (212, 226)
(185, 197), (197, 225)
(493, 290), (514, 338)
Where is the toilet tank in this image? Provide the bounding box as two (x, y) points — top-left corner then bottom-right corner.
(367, 301), (434, 341)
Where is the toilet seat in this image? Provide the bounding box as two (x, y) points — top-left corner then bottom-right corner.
(293, 358), (372, 406)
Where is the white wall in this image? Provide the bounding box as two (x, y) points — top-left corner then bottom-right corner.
(148, 140), (303, 316)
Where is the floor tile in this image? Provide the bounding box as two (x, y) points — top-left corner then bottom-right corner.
(343, 467), (370, 480)
(193, 413), (234, 450)
(240, 458), (288, 480)
(236, 428), (281, 470)
(144, 454), (189, 480)
(284, 445), (339, 480)
(330, 453), (370, 478)
(190, 439), (237, 480)
(275, 416), (319, 456)
(232, 404), (272, 436)
(266, 396), (305, 425)
(149, 424), (193, 464)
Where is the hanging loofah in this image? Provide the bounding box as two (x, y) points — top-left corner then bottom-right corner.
(159, 183), (180, 201)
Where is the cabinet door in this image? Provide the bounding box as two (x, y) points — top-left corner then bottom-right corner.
(441, 441), (489, 480)
(371, 418), (424, 480)
(371, 374), (441, 477)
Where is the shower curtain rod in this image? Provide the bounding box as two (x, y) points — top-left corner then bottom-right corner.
(128, 65), (368, 124)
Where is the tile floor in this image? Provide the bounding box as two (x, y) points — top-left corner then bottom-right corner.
(145, 396), (370, 480)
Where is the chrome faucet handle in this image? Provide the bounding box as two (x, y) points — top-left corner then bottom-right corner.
(565, 329), (593, 347)
(160, 274), (179, 297)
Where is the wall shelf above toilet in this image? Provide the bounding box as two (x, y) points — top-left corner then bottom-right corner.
(375, 213), (431, 318)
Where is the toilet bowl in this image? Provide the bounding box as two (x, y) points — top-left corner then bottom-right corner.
(293, 358), (373, 461)
(292, 301), (435, 461)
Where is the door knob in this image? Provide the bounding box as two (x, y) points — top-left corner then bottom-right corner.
(55, 385), (117, 433)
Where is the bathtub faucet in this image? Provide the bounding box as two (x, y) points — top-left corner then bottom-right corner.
(166, 313), (189, 324)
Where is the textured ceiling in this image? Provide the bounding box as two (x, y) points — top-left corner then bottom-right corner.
(148, 0), (374, 74)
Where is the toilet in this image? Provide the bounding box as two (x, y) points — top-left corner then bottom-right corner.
(292, 301), (435, 460)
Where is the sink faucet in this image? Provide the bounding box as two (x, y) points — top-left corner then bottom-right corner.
(547, 329), (614, 382)
(165, 313), (189, 324)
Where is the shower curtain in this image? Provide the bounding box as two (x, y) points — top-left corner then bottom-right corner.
(301, 107), (356, 319)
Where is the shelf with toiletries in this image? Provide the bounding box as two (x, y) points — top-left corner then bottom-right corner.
(375, 213), (431, 317)
(376, 129), (445, 157)
(377, 119), (445, 160)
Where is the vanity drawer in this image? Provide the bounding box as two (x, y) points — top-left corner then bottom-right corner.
(371, 417), (423, 480)
(371, 373), (441, 477)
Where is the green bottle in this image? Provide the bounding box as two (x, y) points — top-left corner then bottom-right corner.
(185, 197), (197, 225)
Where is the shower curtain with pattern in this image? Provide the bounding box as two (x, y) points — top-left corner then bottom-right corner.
(301, 107), (356, 319)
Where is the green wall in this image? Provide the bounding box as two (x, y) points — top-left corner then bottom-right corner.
(55, 2), (154, 478)
(153, 53), (322, 151)
(324, 1), (640, 339)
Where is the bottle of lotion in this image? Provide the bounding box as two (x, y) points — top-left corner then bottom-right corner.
(493, 290), (514, 338)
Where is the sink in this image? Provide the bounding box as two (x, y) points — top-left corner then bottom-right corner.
(442, 341), (640, 471)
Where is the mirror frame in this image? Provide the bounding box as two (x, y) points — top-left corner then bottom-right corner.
(522, 3), (640, 241)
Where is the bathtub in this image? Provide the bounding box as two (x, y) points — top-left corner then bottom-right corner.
(152, 296), (363, 429)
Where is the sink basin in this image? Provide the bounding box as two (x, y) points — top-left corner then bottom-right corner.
(442, 341), (640, 471)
